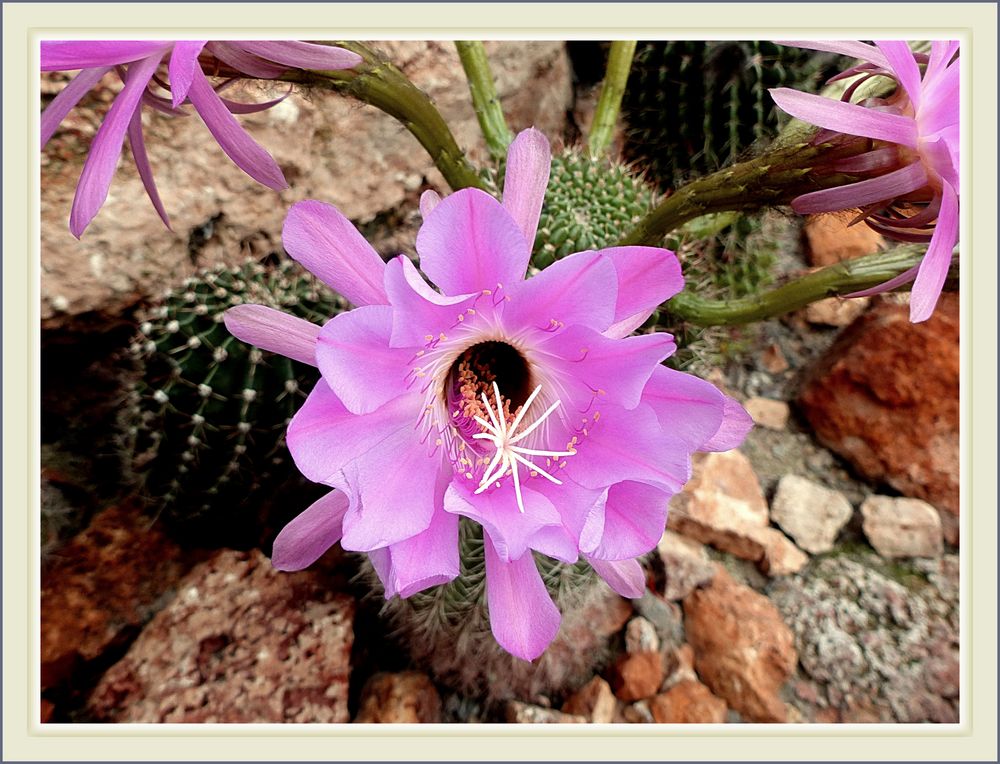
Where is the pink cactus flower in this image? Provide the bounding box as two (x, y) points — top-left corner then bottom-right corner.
(225, 129), (752, 660)
(770, 40), (959, 322)
(41, 41), (361, 237)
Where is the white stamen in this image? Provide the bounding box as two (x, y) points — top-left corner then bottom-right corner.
(473, 383), (574, 513)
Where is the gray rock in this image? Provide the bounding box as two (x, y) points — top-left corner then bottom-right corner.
(861, 495), (944, 558)
(770, 475), (853, 554)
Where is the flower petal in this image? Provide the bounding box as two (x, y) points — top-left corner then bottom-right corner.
(775, 40), (890, 70)
(381, 505), (460, 598)
(41, 66), (110, 148)
(562, 402), (692, 495)
(336, 427), (445, 551)
(286, 380), (416, 484)
(699, 394), (754, 453)
(534, 324), (676, 411)
(167, 41), (206, 107)
(315, 305), (412, 414)
(69, 53), (162, 237)
(875, 41), (923, 109)
(909, 183), (958, 322)
(502, 127), (551, 248)
(587, 556), (646, 599)
(770, 87), (918, 147)
(483, 535), (561, 661)
(791, 161), (929, 215)
(185, 65), (288, 190)
(224, 304), (321, 366)
(271, 490), (348, 571)
(528, 524), (580, 564)
(926, 41), (960, 81)
(589, 481), (669, 561)
(444, 482), (561, 563)
(282, 200), (389, 307)
(529, 476), (607, 552)
(204, 41), (289, 78)
(230, 41), (362, 72)
(419, 189), (441, 219)
(383, 255), (477, 348)
(219, 88), (292, 115)
(41, 41), (171, 71)
(415, 187), (530, 296)
(503, 250), (617, 334)
(845, 264), (919, 298)
(124, 104), (171, 229)
(596, 247), (684, 338)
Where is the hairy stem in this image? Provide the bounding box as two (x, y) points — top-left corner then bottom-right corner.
(455, 41), (514, 160)
(617, 141), (868, 246)
(282, 41), (487, 192)
(588, 41), (637, 158)
(666, 246), (959, 326)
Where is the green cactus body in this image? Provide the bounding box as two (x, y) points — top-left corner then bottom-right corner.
(363, 518), (621, 705)
(623, 41), (844, 190)
(125, 259), (348, 540)
(531, 149), (657, 269)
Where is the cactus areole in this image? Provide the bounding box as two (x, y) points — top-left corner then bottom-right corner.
(225, 129), (753, 661)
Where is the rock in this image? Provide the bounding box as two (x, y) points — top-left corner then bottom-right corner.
(622, 700), (654, 723)
(649, 680), (728, 723)
(744, 397), (790, 430)
(770, 553), (959, 723)
(803, 214), (884, 267)
(770, 475), (854, 554)
(561, 676), (616, 723)
(41, 42), (573, 326)
(657, 530), (716, 601)
(354, 672), (441, 723)
(804, 296), (870, 327)
(761, 343), (790, 374)
(632, 590), (685, 647)
(625, 617), (660, 654)
(669, 451), (807, 577)
(611, 651), (664, 703)
(40, 699), (55, 724)
(41, 503), (198, 693)
(798, 294), (959, 543)
(683, 567), (797, 722)
(87, 549), (354, 722)
(506, 701), (587, 724)
(662, 644), (699, 690)
(860, 496), (944, 558)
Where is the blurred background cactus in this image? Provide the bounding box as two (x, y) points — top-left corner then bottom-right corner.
(622, 40), (844, 189)
(123, 259), (348, 546)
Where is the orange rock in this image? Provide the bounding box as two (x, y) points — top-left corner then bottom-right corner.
(354, 672), (441, 723)
(798, 293), (959, 543)
(649, 680), (728, 723)
(611, 652), (664, 703)
(683, 567), (797, 722)
(803, 214), (884, 267)
(562, 676), (616, 723)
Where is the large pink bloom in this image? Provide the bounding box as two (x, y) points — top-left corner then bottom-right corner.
(225, 129), (752, 661)
(41, 41), (361, 237)
(770, 41), (959, 322)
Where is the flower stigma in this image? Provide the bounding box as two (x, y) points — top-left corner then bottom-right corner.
(472, 382), (576, 514)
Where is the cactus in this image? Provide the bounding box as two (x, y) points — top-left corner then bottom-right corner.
(124, 259), (348, 541)
(531, 148), (657, 269)
(361, 518), (621, 705)
(623, 41), (844, 189)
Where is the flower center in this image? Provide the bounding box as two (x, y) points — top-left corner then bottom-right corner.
(446, 341), (533, 435)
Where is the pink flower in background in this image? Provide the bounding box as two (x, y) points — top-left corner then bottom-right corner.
(41, 41), (361, 237)
(771, 40), (959, 322)
(225, 129), (752, 661)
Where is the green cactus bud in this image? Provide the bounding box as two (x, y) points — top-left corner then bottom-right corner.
(124, 259), (348, 542)
(531, 148), (657, 269)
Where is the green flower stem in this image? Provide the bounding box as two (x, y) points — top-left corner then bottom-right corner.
(282, 41), (487, 193)
(588, 41), (637, 159)
(617, 141), (868, 246)
(455, 41), (514, 160)
(667, 246), (959, 327)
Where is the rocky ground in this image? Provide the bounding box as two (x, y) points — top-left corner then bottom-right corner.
(39, 42), (959, 725)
